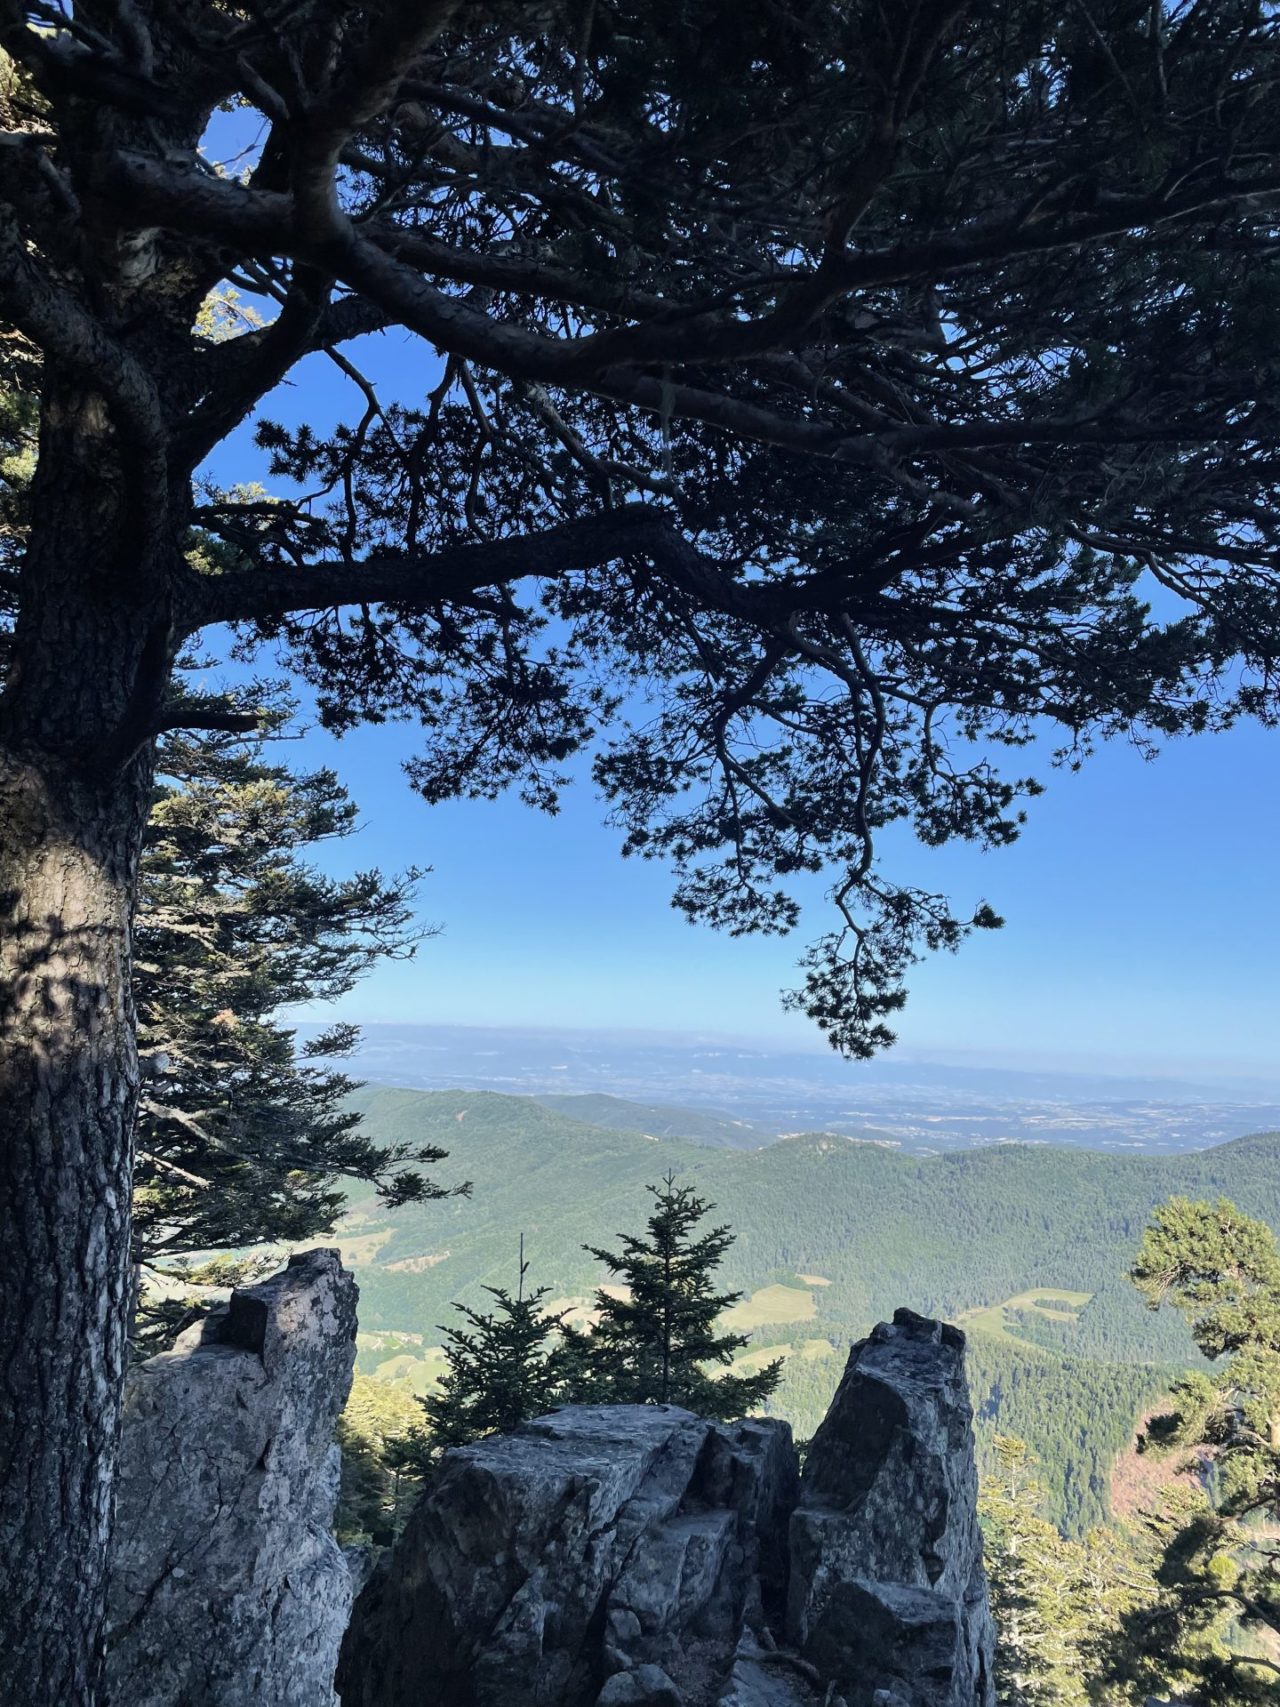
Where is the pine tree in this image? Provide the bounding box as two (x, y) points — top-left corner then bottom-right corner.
(565, 1173), (782, 1420)
(1072, 1522), (1163, 1707)
(132, 707), (463, 1350)
(980, 1434), (1091, 1707)
(396, 1245), (569, 1470)
(336, 1375), (423, 1545)
(1122, 1198), (1280, 1703)
(981, 1433), (1186, 1707)
(11, 12), (1280, 1684)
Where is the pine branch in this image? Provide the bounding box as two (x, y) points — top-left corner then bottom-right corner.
(186, 503), (775, 631)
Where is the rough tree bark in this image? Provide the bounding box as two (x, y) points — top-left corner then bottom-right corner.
(0, 392), (173, 1703)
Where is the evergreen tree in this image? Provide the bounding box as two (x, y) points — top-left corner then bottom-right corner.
(1121, 1198), (1280, 1703)
(565, 1173), (782, 1419)
(0, 376), (459, 1345)
(336, 1374), (423, 1545)
(132, 710), (462, 1349)
(980, 1432), (1162, 1706)
(396, 1247), (569, 1470)
(1072, 1523), (1159, 1707)
(980, 1434), (1091, 1707)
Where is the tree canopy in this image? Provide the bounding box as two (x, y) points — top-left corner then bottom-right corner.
(1125, 1197), (1280, 1701)
(979, 1432), (1159, 1707)
(5, 1), (1280, 1054)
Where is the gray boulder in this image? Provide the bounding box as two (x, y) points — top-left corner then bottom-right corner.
(337, 1403), (798, 1707)
(787, 1309), (996, 1707)
(105, 1249), (358, 1707)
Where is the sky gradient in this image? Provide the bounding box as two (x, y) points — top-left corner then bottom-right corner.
(201, 323), (1280, 1080)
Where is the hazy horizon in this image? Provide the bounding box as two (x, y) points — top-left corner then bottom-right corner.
(299, 1013), (1280, 1091)
(300, 1019), (1280, 1156)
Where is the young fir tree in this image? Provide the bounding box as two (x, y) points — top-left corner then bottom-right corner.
(396, 1246), (569, 1471)
(132, 707), (462, 1349)
(563, 1173), (782, 1420)
(1122, 1198), (1280, 1703)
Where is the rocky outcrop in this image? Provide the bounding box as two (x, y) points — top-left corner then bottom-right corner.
(338, 1310), (994, 1707)
(105, 1249), (358, 1707)
(337, 1404), (798, 1707)
(787, 1309), (996, 1707)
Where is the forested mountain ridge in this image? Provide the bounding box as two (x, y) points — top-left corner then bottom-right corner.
(531, 1092), (776, 1149)
(334, 1087), (1280, 1534)
(340, 1087), (1280, 1337)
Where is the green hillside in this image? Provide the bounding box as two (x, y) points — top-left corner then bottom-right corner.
(334, 1086), (1280, 1535)
(532, 1092), (774, 1148)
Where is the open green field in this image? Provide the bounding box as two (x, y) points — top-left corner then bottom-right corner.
(367, 1344), (448, 1394)
(722, 1281), (819, 1332)
(731, 1336), (836, 1376)
(954, 1287), (1094, 1346)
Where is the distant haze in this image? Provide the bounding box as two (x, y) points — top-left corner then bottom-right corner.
(300, 1021), (1280, 1156)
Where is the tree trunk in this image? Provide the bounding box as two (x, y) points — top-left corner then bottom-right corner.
(0, 393), (173, 1703)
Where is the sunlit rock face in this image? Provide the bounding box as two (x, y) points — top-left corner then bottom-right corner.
(105, 1249), (358, 1707)
(102, 1273), (990, 1707)
(337, 1403), (798, 1707)
(338, 1310), (994, 1707)
(787, 1309), (997, 1707)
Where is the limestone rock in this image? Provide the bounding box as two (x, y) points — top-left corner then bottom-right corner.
(337, 1403), (797, 1707)
(105, 1249), (358, 1707)
(786, 1309), (996, 1707)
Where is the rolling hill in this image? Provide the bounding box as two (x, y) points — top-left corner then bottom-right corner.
(531, 1092), (775, 1148)
(330, 1085), (1280, 1533)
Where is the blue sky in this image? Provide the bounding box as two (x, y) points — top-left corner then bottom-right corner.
(199, 324), (1280, 1079)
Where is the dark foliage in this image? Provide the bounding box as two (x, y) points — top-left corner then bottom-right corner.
(6, 2), (1280, 1051)
(399, 1258), (570, 1466)
(131, 710), (464, 1349)
(560, 1172), (783, 1418)
(1105, 1198), (1280, 1702)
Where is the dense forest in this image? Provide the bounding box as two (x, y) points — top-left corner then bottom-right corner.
(315, 1085), (1280, 1538)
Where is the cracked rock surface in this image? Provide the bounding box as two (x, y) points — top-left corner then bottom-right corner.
(337, 1404), (797, 1707)
(338, 1309), (993, 1707)
(787, 1309), (997, 1707)
(105, 1249), (358, 1707)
